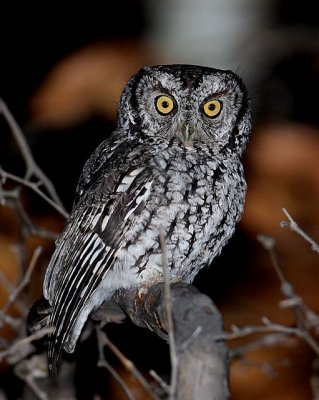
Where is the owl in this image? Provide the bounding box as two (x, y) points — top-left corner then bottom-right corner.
(43, 64), (251, 375)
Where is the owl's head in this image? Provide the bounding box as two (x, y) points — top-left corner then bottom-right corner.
(117, 65), (251, 156)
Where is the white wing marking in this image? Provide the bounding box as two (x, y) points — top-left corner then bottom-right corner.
(101, 214), (110, 231)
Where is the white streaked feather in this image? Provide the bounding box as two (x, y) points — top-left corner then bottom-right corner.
(101, 214), (109, 231)
(65, 261), (140, 353)
(90, 212), (102, 229)
(82, 238), (104, 267)
(124, 203), (140, 221)
(136, 180), (153, 205)
(79, 234), (98, 260)
(88, 246), (103, 266)
(129, 167), (144, 176)
(116, 168), (145, 193)
(116, 183), (127, 192)
(92, 254), (108, 274)
(124, 180), (153, 220)
(121, 175), (136, 185)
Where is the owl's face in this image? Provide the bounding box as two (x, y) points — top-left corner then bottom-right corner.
(118, 65), (251, 156)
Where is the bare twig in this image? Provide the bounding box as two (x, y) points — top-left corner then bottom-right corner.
(0, 326), (54, 363)
(3, 188), (58, 240)
(227, 317), (319, 357)
(0, 246), (44, 333)
(0, 310), (22, 332)
(281, 208), (319, 254)
(159, 229), (178, 400)
(0, 98), (66, 213)
(0, 101), (70, 399)
(0, 167), (68, 218)
(96, 327), (134, 400)
(100, 330), (159, 400)
(2, 246), (43, 315)
(14, 355), (49, 400)
(17, 372), (49, 400)
(229, 333), (296, 360)
(149, 369), (170, 394)
(0, 269), (19, 305)
(180, 326), (202, 352)
(257, 234), (305, 327)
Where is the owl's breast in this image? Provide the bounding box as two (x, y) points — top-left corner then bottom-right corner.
(119, 149), (246, 284)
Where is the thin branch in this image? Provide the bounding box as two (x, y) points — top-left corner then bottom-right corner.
(0, 167), (68, 218)
(226, 317), (319, 357)
(281, 208), (319, 254)
(2, 246), (43, 315)
(159, 229), (178, 400)
(14, 355), (50, 400)
(180, 326), (202, 353)
(17, 373), (49, 400)
(229, 333), (296, 360)
(257, 234), (305, 328)
(1, 185), (57, 243)
(101, 330), (159, 400)
(4, 189), (58, 240)
(0, 326), (54, 362)
(0, 98), (66, 212)
(96, 327), (134, 400)
(0, 243), (29, 322)
(0, 269), (25, 313)
(149, 370), (170, 394)
(0, 246), (43, 330)
(0, 310), (22, 332)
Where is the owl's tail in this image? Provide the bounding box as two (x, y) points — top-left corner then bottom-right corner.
(47, 332), (64, 380)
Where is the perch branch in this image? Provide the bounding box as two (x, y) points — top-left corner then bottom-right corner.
(111, 282), (230, 400)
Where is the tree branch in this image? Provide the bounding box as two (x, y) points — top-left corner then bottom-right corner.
(227, 317), (319, 357)
(0, 98), (66, 213)
(96, 327), (135, 400)
(0, 167), (68, 218)
(108, 282), (230, 400)
(257, 234), (305, 328)
(2, 246), (42, 315)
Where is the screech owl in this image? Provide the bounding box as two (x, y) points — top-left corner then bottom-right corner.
(43, 64), (251, 375)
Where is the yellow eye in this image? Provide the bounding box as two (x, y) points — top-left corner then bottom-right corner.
(155, 95), (175, 115)
(202, 100), (222, 118)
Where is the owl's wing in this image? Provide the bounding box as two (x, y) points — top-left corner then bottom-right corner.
(72, 133), (124, 207)
(44, 137), (154, 375)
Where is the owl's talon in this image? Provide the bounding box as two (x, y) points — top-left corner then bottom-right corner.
(137, 287), (149, 299)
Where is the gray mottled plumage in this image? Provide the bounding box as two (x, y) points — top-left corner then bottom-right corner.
(43, 64), (251, 375)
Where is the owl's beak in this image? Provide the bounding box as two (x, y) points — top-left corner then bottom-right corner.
(180, 123), (195, 146)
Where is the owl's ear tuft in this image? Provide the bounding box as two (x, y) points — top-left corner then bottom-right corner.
(116, 73), (142, 130)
